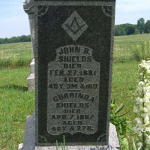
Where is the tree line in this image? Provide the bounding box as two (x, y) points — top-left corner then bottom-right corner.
(115, 18), (150, 36)
(0, 35), (31, 44)
(0, 17), (149, 44)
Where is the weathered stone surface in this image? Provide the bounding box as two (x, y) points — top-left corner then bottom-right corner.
(18, 143), (23, 150)
(27, 59), (35, 92)
(34, 0), (116, 146)
(19, 114), (120, 150)
(23, 0), (36, 92)
(20, 114), (35, 150)
(26, 60), (35, 92)
(27, 73), (35, 92)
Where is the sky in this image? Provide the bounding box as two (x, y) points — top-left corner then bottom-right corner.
(0, 0), (150, 38)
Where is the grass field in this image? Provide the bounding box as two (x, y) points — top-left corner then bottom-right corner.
(0, 68), (34, 149)
(0, 42), (32, 69)
(0, 34), (150, 149)
(114, 34), (150, 62)
(112, 61), (139, 119)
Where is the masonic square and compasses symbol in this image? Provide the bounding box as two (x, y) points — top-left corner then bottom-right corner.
(62, 10), (88, 41)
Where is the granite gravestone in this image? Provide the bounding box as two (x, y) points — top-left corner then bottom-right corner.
(23, 0), (36, 92)
(35, 0), (116, 146)
(20, 0), (119, 149)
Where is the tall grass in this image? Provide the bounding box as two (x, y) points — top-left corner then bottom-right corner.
(5, 98), (11, 150)
(133, 41), (150, 61)
(0, 42), (32, 69)
(56, 135), (66, 150)
(0, 57), (31, 69)
(0, 68), (35, 149)
(113, 34), (150, 63)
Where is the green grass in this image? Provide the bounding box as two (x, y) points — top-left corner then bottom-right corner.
(111, 61), (139, 120)
(0, 67), (34, 149)
(0, 42), (32, 69)
(114, 34), (150, 62)
(0, 34), (150, 149)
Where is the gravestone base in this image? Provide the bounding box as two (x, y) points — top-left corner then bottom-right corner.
(18, 114), (120, 150)
(27, 59), (35, 92)
(27, 73), (35, 92)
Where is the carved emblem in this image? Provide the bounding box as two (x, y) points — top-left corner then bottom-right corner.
(62, 11), (88, 41)
(102, 6), (112, 17)
(38, 5), (49, 16)
(97, 134), (106, 142)
(38, 135), (47, 143)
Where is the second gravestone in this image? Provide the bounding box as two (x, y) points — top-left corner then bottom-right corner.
(20, 0), (120, 149)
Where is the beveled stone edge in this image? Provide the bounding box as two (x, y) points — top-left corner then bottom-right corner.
(34, 0), (116, 146)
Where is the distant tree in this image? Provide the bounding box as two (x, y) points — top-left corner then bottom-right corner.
(4, 38), (8, 43)
(20, 35), (27, 42)
(115, 23), (137, 36)
(125, 24), (136, 35)
(137, 18), (145, 34)
(16, 36), (21, 42)
(134, 28), (140, 34)
(0, 38), (5, 44)
(115, 25), (126, 36)
(0, 35), (31, 44)
(144, 20), (150, 34)
(121, 28), (127, 35)
(10, 36), (21, 43)
(26, 35), (31, 42)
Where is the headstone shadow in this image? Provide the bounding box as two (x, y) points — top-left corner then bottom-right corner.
(0, 85), (28, 92)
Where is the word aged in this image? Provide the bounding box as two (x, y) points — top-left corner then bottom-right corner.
(47, 45), (100, 135)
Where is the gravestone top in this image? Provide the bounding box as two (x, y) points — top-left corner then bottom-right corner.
(35, 0), (115, 1)
(23, 0), (35, 10)
(34, 0), (116, 147)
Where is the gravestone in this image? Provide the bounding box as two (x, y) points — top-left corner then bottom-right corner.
(19, 0), (120, 149)
(23, 0), (36, 92)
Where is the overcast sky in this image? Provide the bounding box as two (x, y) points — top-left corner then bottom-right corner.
(0, 0), (150, 38)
